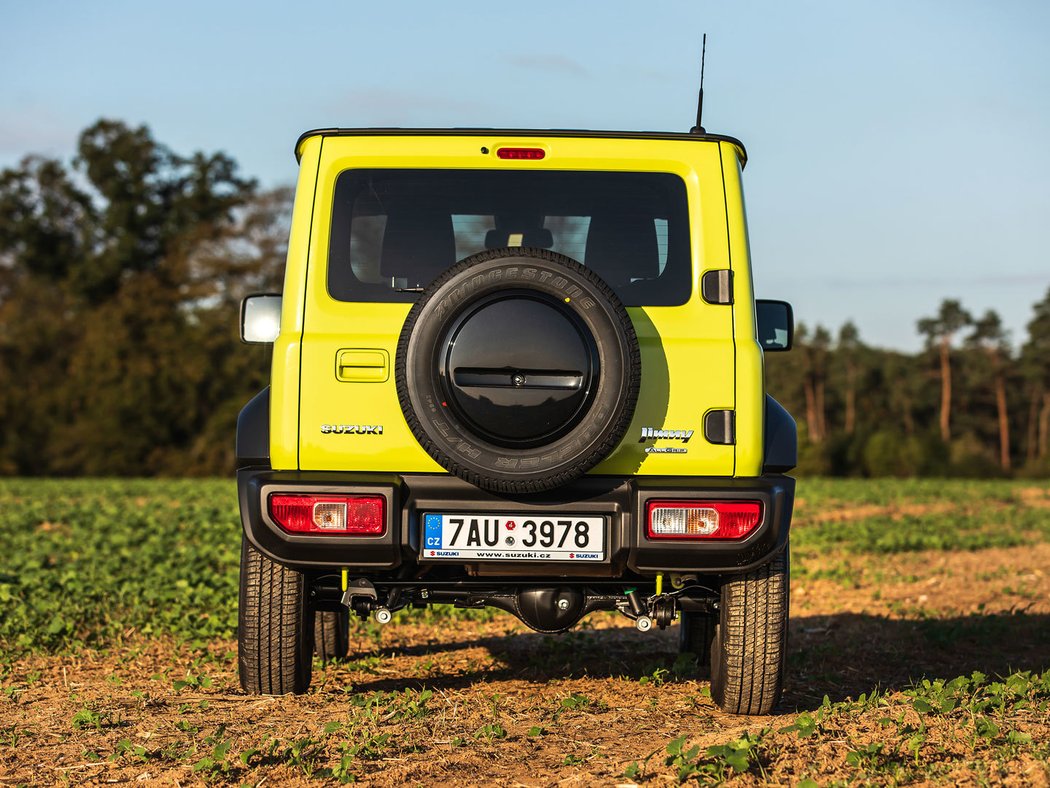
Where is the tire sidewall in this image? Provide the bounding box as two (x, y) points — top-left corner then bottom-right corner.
(396, 249), (639, 489)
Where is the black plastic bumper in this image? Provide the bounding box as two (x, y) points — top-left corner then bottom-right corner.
(238, 469), (794, 576)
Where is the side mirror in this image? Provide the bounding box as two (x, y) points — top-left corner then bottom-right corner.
(240, 294), (282, 344)
(756, 299), (794, 352)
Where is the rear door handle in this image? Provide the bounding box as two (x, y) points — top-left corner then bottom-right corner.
(335, 349), (389, 382)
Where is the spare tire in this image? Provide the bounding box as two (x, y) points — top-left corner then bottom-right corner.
(396, 248), (640, 493)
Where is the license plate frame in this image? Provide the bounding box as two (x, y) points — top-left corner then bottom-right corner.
(421, 512), (606, 562)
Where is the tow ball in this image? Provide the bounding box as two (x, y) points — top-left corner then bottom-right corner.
(339, 576), (392, 623)
(623, 586), (678, 632)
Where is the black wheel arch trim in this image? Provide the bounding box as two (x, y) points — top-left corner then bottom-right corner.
(236, 387), (271, 468)
(763, 395), (798, 473)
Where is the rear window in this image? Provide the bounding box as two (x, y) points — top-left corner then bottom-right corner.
(327, 169), (691, 306)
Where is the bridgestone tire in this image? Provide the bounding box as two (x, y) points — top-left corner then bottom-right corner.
(679, 611), (716, 673)
(313, 610), (350, 661)
(396, 248), (640, 494)
(710, 545), (789, 715)
(238, 537), (312, 695)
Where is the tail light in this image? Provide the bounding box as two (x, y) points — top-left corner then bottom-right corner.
(269, 494), (385, 535)
(646, 500), (762, 540)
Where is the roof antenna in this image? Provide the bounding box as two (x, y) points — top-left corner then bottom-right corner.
(690, 34), (707, 134)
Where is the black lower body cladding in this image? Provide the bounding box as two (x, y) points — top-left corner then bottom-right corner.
(395, 248), (641, 494)
(238, 469), (795, 575)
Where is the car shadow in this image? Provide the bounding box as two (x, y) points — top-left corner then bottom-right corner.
(341, 611), (1050, 712)
(784, 610), (1050, 708)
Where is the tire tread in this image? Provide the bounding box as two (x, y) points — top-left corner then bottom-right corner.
(313, 610), (349, 661)
(238, 538), (312, 695)
(711, 546), (789, 715)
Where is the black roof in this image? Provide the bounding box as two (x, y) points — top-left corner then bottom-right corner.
(294, 127), (747, 168)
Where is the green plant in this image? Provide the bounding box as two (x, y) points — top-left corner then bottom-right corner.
(71, 708), (105, 730)
(474, 723), (507, 741)
(192, 725), (234, 778)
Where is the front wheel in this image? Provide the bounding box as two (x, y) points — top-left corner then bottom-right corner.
(710, 544), (789, 715)
(238, 537), (313, 694)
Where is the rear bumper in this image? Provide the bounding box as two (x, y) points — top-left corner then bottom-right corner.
(238, 469), (794, 576)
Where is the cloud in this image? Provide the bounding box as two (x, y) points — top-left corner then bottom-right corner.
(504, 54), (588, 76)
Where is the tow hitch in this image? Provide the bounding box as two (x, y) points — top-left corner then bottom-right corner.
(328, 572), (717, 634)
(622, 585), (678, 632)
(340, 577), (394, 624)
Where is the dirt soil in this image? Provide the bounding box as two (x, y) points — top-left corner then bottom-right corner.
(3, 542), (1050, 786)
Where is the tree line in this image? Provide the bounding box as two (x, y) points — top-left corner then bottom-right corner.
(767, 296), (1050, 477)
(0, 119), (1047, 477)
(0, 119), (288, 476)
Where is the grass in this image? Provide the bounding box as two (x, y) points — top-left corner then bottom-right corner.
(0, 477), (1048, 784)
(0, 477), (1046, 655)
(0, 479), (240, 653)
(622, 670), (1050, 785)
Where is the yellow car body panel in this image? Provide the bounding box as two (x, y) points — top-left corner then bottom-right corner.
(721, 142), (765, 478)
(272, 132), (762, 478)
(268, 136), (321, 471)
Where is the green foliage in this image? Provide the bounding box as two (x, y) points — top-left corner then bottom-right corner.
(0, 122), (1047, 480)
(917, 299), (972, 348)
(349, 688), (434, 723)
(777, 670), (1050, 780)
(792, 480), (1050, 562)
(0, 119), (287, 478)
(766, 291), (1050, 478)
(474, 723), (507, 741)
(192, 726), (235, 778)
(0, 479), (240, 654)
(558, 692), (594, 711)
(657, 731), (767, 784)
(71, 707), (107, 730)
(797, 508), (1037, 555)
(1, 477), (1045, 659)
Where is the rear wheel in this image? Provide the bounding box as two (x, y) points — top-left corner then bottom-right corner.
(238, 537), (313, 694)
(710, 545), (789, 715)
(313, 610), (350, 661)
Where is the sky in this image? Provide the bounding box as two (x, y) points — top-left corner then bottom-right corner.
(2, 0), (1048, 351)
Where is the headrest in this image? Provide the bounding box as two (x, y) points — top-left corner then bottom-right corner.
(379, 210), (456, 286)
(584, 214), (659, 289)
(484, 228), (554, 249)
(484, 212), (554, 250)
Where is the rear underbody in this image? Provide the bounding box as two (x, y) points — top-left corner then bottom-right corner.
(238, 469), (794, 633)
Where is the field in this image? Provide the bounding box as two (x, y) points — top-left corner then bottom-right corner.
(1, 478), (1049, 786)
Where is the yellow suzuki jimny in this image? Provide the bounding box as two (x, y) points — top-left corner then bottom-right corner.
(237, 125), (797, 715)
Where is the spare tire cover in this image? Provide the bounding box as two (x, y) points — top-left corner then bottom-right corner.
(395, 248), (640, 493)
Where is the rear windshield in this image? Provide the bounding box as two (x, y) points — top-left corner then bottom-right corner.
(327, 169), (691, 306)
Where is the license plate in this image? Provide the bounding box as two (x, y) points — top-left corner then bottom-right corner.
(422, 513), (605, 561)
